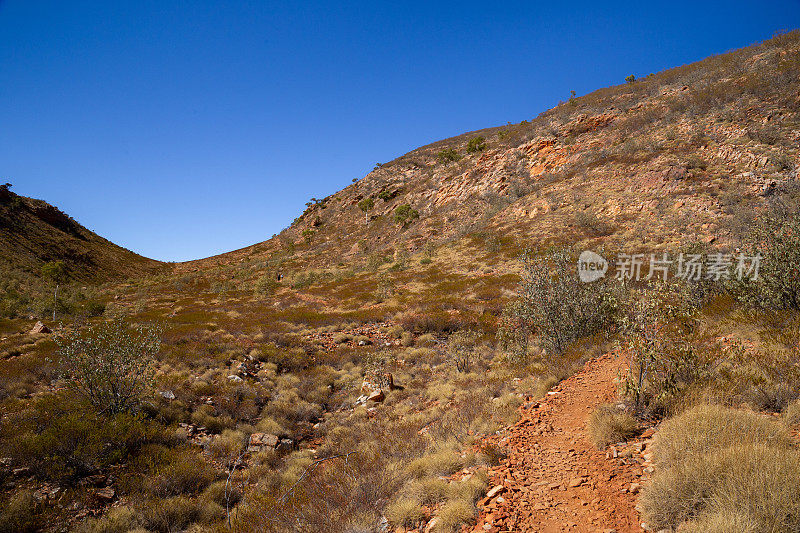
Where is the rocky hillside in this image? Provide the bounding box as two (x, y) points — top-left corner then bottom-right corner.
(0, 184), (162, 282)
(194, 31), (799, 271)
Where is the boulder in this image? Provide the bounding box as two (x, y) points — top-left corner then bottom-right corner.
(276, 438), (294, 453)
(95, 487), (115, 501)
(159, 390), (176, 401)
(367, 389), (385, 403)
(30, 321), (50, 334)
(227, 374), (244, 383)
(248, 432), (279, 452)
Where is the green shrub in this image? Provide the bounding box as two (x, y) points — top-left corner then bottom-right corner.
(8, 393), (161, 481)
(437, 149), (460, 163)
(394, 204), (420, 226)
(466, 136), (486, 154)
(139, 445), (217, 496)
(498, 249), (617, 360)
(729, 206), (800, 310)
(56, 320), (161, 415)
(254, 274), (279, 297)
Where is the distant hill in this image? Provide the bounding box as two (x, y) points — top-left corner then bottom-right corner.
(0, 184), (162, 282)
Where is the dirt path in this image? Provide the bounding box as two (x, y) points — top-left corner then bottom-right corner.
(471, 352), (648, 533)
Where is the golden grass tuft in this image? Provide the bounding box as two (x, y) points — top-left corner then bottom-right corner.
(434, 498), (476, 532)
(586, 404), (639, 449)
(650, 404), (793, 467)
(384, 497), (425, 528)
(640, 404), (800, 532)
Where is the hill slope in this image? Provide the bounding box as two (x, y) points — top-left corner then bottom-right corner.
(190, 31), (799, 272)
(0, 185), (161, 283)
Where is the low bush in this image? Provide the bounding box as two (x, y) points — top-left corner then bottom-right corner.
(7, 393), (162, 481)
(385, 497), (424, 528)
(498, 249), (617, 361)
(650, 404), (793, 467)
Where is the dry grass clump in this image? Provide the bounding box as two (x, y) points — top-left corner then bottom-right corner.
(587, 404), (640, 448)
(0, 490), (37, 533)
(384, 497), (425, 528)
(784, 398), (800, 427)
(650, 403), (793, 467)
(640, 404), (800, 532)
(405, 447), (463, 479)
(434, 498), (476, 532)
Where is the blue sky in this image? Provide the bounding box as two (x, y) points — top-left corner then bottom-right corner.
(1, 1), (798, 261)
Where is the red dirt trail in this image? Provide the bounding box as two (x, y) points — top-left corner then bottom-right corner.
(471, 352), (646, 533)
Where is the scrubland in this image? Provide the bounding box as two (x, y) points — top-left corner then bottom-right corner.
(1, 29), (799, 533)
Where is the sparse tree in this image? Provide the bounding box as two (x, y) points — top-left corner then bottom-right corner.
(447, 330), (481, 372)
(625, 74), (636, 84)
(358, 197), (374, 225)
(41, 260), (67, 321)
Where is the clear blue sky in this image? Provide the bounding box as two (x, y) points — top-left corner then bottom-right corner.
(1, 1), (798, 261)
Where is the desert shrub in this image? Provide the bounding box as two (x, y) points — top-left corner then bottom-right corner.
(7, 393), (161, 481)
(437, 148), (460, 163)
(641, 405), (800, 531)
(706, 342), (800, 412)
(206, 429), (246, 468)
(747, 125), (782, 145)
(498, 249), (617, 361)
(587, 404), (640, 448)
(446, 330), (481, 372)
(785, 398), (800, 427)
(641, 443), (800, 532)
(137, 496), (210, 533)
(574, 210), (614, 236)
(56, 320), (161, 415)
(435, 498), (476, 532)
(191, 404), (236, 433)
(400, 331), (413, 347)
(139, 445), (218, 497)
(405, 448), (463, 479)
(728, 206), (800, 310)
(649, 404), (793, 467)
(685, 155), (708, 171)
(77, 506), (138, 533)
(466, 136), (486, 153)
(0, 490), (38, 532)
(254, 274), (279, 297)
(394, 204), (420, 226)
